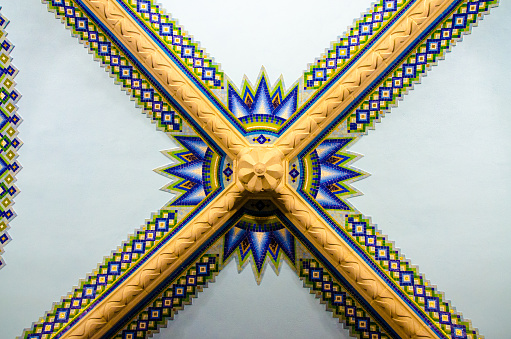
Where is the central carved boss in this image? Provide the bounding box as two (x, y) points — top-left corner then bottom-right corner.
(237, 147), (284, 193)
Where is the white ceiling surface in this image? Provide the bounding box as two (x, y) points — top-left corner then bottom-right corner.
(0, 0), (508, 338)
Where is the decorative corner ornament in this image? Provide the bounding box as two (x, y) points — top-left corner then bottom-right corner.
(237, 147), (284, 193)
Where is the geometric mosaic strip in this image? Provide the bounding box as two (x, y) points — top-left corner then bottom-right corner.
(347, 0), (498, 134)
(304, 0), (413, 90)
(0, 10), (22, 270)
(342, 214), (480, 338)
(299, 258), (390, 339)
(22, 209), (178, 338)
(44, 0), (183, 134)
(114, 253), (220, 339)
(120, 0), (224, 89)
(21, 123), (222, 337)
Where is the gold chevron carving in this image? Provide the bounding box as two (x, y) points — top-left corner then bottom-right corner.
(82, 0), (249, 160)
(55, 0), (462, 338)
(275, 0), (451, 159)
(64, 182), (247, 338)
(272, 186), (438, 339)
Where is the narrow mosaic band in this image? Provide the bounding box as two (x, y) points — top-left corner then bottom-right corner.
(0, 10), (22, 270)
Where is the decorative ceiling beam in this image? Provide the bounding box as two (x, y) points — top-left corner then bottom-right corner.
(276, 0), (458, 159)
(62, 182), (247, 338)
(272, 185), (439, 338)
(78, 0), (250, 159)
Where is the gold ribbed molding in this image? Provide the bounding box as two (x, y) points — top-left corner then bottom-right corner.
(65, 182), (247, 338)
(275, 0), (451, 159)
(57, 0), (461, 337)
(272, 186), (438, 339)
(83, 0), (249, 159)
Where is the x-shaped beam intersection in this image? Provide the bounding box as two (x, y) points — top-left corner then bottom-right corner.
(23, 0), (498, 338)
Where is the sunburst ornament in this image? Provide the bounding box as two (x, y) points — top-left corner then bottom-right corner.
(156, 136), (223, 206)
(299, 138), (366, 211)
(227, 73), (299, 136)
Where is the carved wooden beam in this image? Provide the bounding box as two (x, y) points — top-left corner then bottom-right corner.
(80, 0), (250, 159)
(275, 0), (458, 159)
(272, 184), (439, 339)
(63, 182), (247, 338)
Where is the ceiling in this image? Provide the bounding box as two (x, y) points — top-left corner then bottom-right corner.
(0, 0), (509, 338)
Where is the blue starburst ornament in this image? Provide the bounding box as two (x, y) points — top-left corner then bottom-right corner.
(227, 73), (298, 136)
(156, 136), (223, 206)
(301, 138), (366, 211)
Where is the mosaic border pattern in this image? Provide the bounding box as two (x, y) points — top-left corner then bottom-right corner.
(115, 253), (221, 339)
(341, 214), (479, 339)
(299, 258), (390, 339)
(347, 0), (498, 134)
(22, 209), (178, 338)
(113, 220), (393, 339)
(304, 0), (412, 90)
(0, 10), (21, 270)
(119, 0), (224, 89)
(45, 0), (185, 134)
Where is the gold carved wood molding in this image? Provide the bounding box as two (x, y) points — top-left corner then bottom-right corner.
(273, 186), (439, 338)
(275, 0), (456, 159)
(63, 183), (247, 338)
(82, 0), (250, 159)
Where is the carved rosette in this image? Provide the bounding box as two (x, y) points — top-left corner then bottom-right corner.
(237, 147), (284, 193)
